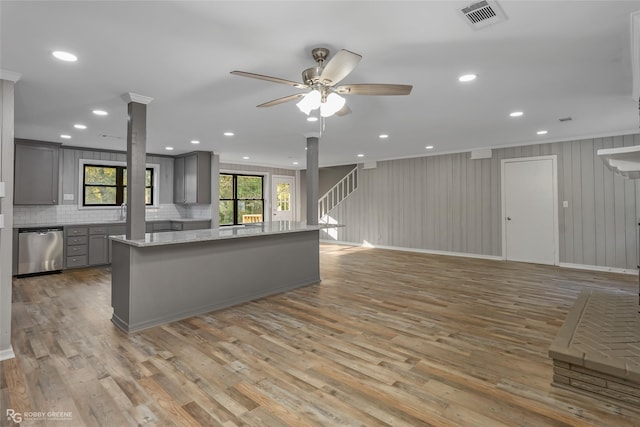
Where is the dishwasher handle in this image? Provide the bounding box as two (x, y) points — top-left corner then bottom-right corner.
(19, 227), (63, 234)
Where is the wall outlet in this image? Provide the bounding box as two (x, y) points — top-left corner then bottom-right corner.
(0, 214), (4, 229)
(563, 201), (569, 208)
(0, 182), (5, 197)
(63, 193), (75, 201)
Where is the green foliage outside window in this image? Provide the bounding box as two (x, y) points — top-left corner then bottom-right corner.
(219, 173), (263, 225)
(83, 164), (153, 206)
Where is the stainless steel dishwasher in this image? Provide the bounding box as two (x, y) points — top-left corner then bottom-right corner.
(18, 227), (64, 276)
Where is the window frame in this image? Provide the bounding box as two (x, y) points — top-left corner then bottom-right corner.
(78, 159), (160, 209)
(219, 172), (266, 226)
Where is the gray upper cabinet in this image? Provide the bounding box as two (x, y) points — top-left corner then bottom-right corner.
(173, 151), (211, 204)
(173, 156), (185, 204)
(14, 139), (60, 205)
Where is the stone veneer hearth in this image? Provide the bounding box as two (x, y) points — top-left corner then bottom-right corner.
(549, 289), (640, 408)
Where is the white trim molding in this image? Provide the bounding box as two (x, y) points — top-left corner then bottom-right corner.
(501, 155), (560, 266)
(320, 240), (639, 275)
(0, 346), (15, 361)
(78, 159), (161, 209)
(631, 10), (640, 100)
(558, 262), (637, 276)
(122, 92), (153, 104)
(320, 239), (504, 261)
(220, 169), (271, 222)
(0, 70), (21, 83)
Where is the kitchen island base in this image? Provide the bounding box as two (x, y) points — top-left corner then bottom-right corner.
(111, 227), (320, 333)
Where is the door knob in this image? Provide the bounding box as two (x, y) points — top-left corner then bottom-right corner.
(507, 217), (512, 220)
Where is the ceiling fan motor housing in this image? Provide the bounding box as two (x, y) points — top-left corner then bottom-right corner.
(302, 66), (323, 85)
(311, 47), (329, 63)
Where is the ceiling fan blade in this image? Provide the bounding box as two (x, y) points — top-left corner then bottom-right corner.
(230, 71), (308, 89)
(319, 49), (362, 86)
(257, 93), (305, 108)
(335, 84), (413, 96)
(335, 104), (352, 117)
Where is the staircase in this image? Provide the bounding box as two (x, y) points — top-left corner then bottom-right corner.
(318, 166), (358, 222)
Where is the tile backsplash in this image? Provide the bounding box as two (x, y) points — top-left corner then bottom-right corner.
(13, 203), (213, 226)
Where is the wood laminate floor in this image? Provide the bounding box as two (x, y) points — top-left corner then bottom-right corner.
(2, 244), (640, 426)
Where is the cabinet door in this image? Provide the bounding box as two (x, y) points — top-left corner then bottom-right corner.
(106, 225), (126, 263)
(195, 152), (211, 204)
(14, 141), (60, 205)
(89, 234), (109, 265)
(181, 221), (211, 231)
(173, 156), (185, 203)
(184, 154), (198, 204)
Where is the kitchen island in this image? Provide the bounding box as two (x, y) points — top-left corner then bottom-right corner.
(110, 222), (321, 333)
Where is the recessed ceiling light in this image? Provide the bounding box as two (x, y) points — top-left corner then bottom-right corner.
(458, 74), (477, 82)
(223, 132), (234, 137)
(92, 109), (108, 116)
(379, 134), (389, 139)
(165, 146), (174, 151)
(242, 156), (250, 160)
(509, 111), (524, 117)
(307, 117), (318, 122)
(536, 130), (548, 135)
(425, 145), (434, 150)
(52, 50), (77, 62)
(60, 134), (71, 139)
(293, 161), (299, 165)
(190, 140), (200, 144)
(73, 124), (87, 130)
(357, 154), (365, 158)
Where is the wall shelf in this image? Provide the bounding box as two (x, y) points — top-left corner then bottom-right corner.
(597, 145), (640, 179)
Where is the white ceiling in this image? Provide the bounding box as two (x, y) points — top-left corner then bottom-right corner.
(1, 1), (639, 168)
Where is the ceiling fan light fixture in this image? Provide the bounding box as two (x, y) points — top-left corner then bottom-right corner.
(320, 93), (346, 117)
(296, 90), (321, 115)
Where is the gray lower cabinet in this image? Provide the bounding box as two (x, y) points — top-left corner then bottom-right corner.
(65, 226), (88, 268)
(66, 225), (114, 268)
(14, 139), (60, 205)
(61, 221), (210, 269)
(171, 220), (211, 231)
(88, 226), (109, 266)
(173, 151), (211, 204)
(107, 225), (126, 263)
(152, 221), (171, 232)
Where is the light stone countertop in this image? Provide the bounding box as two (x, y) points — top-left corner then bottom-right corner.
(110, 222), (328, 247)
(14, 218), (211, 229)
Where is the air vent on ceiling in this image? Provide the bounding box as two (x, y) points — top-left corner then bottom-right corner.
(459, 0), (507, 30)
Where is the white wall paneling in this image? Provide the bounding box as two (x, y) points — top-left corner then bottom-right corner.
(328, 133), (640, 270)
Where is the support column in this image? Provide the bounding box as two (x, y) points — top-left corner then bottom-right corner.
(306, 134), (319, 225)
(0, 70), (21, 361)
(210, 153), (220, 228)
(123, 93), (152, 240)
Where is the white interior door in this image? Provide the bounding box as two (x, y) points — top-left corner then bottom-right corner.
(272, 175), (295, 221)
(502, 156), (558, 265)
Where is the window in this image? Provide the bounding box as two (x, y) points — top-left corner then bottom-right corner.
(219, 173), (264, 225)
(83, 164), (154, 206)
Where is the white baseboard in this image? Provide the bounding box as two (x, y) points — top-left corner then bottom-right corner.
(320, 239), (503, 261)
(0, 346), (15, 361)
(321, 239), (640, 275)
(558, 262), (638, 275)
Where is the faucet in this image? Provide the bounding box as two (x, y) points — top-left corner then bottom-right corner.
(120, 202), (127, 220)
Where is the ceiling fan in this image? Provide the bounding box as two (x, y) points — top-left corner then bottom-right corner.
(231, 47), (413, 118)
